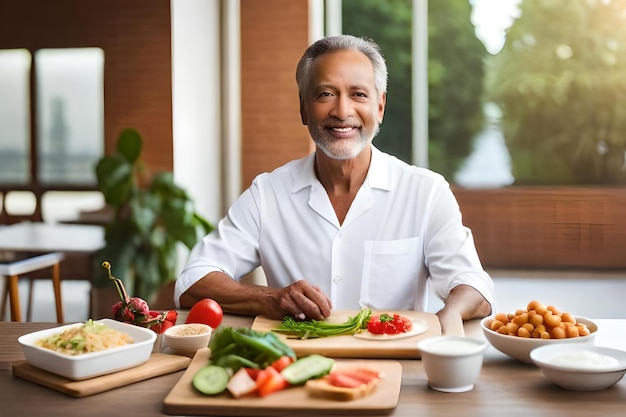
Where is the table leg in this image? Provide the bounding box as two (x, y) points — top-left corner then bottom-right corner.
(51, 262), (64, 323)
(8, 274), (21, 322)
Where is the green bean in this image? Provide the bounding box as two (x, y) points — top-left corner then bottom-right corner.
(273, 308), (372, 339)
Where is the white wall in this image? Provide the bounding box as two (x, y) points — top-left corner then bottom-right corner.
(171, 0), (223, 224)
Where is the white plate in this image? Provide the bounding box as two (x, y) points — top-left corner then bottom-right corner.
(354, 320), (428, 341)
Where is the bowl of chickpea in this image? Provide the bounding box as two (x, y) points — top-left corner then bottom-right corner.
(480, 300), (598, 364)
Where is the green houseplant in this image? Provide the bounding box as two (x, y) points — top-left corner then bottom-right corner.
(94, 128), (213, 302)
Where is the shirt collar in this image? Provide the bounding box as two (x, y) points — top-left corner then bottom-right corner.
(292, 145), (390, 193)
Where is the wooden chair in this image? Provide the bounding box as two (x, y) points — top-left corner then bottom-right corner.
(0, 252), (65, 323)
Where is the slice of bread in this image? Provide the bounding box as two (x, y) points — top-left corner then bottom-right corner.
(304, 375), (379, 401)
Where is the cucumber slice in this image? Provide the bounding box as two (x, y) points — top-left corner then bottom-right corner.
(192, 365), (231, 395)
(280, 354), (335, 385)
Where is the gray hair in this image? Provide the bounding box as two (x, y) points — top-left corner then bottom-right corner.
(296, 35), (388, 100)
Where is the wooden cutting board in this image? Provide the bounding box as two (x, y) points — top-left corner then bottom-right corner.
(163, 348), (402, 416)
(12, 353), (191, 397)
(252, 310), (441, 359)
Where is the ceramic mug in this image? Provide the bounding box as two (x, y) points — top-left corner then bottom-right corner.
(160, 323), (212, 355)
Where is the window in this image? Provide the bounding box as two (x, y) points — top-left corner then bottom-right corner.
(36, 48), (104, 185)
(0, 47), (105, 222)
(343, 0), (626, 187)
(0, 49), (31, 184)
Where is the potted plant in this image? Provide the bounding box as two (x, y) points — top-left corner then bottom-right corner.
(94, 128), (213, 305)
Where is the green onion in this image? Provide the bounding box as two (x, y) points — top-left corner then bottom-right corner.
(273, 308), (372, 339)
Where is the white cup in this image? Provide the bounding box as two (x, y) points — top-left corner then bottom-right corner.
(417, 335), (488, 393)
(160, 323), (212, 356)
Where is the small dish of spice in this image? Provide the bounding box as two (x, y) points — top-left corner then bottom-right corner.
(160, 323), (212, 356)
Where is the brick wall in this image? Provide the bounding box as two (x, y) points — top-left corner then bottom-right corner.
(240, 0), (313, 189)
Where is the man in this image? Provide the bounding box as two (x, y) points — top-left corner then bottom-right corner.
(175, 35), (494, 334)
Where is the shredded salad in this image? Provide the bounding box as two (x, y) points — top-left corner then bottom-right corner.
(35, 319), (134, 355)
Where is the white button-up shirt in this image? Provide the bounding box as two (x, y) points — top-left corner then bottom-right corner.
(176, 146), (495, 311)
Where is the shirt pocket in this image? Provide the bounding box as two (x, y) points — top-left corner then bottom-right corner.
(361, 237), (423, 310)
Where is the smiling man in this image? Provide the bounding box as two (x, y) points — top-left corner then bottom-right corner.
(175, 35), (495, 335)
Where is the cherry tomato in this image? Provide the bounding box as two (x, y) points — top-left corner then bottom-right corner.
(185, 298), (224, 328)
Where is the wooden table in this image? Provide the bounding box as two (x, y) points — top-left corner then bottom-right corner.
(1, 316), (625, 417)
(0, 222), (105, 319)
(0, 222), (105, 254)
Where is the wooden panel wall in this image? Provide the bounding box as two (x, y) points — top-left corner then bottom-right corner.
(240, 0), (313, 189)
(454, 187), (626, 270)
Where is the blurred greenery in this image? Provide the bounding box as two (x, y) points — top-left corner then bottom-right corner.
(485, 0), (626, 185)
(342, 0), (486, 180)
(95, 128), (213, 301)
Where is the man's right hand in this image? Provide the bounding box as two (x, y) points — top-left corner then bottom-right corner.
(268, 279), (332, 321)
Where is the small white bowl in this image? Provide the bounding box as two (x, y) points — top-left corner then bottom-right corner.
(481, 316), (597, 364)
(530, 344), (626, 391)
(160, 323), (212, 355)
(18, 319), (156, 380)
(417, 335), (488, 392)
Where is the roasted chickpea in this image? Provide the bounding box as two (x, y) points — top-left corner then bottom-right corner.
(543, 312), (562, 329)
(547, 305), (561, 315)
(561, 312), (576, 324)
(534, 304), (548, 315)
(490, 320), (504, 331)
(577, 324), (591, 336)
(494, 312), (509, 324)
(550, 326), (566, 339)
(565, 325), (580, 338)
(490, 301), (591, 340)
(513, 312), (529, 326)
(506, 321), (519, 335)
(529, 313), (543, 327)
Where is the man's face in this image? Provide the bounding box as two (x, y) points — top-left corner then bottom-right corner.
(300, 49), (386, 160)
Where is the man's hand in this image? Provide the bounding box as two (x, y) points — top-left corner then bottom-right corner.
(181, 273), (332, 321)
(436, 309), (465, 336)
(436, 284), (492, 336)
(267, 279), (332, 321)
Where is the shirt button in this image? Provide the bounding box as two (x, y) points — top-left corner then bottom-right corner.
(333, 275), (342, 284)
(337, 232), (343, 239)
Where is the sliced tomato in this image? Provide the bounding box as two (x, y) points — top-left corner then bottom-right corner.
(367, 313), (412, 335)
(367, 316), (384, 334)
(393, 314), (413, 333)
(338, 368), (380, 385)
(326, 372), (364, 389)
(270, 355), (294, 372)
(255, 366), (289, 397)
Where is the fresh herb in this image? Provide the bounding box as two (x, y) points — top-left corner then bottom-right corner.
(379, 313), (393, 323)
(272, 308), (372, 339)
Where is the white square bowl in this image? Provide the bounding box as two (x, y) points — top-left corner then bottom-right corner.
(18, 318), (157, 380)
